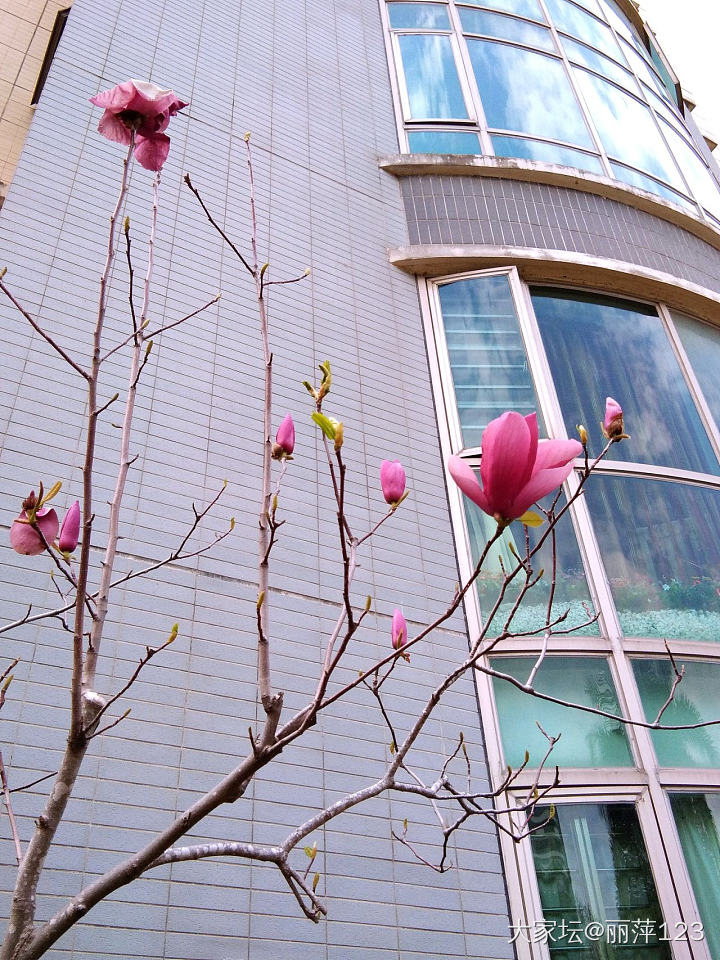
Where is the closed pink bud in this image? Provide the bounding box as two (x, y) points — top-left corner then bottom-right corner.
(10, 507), (59, 556)
(391, 609), (407, 651)
(380, 460), (406, 507)
(602, 397), (625, 440)
(59, 501), (81, 553)
(273, 414), (295, 459)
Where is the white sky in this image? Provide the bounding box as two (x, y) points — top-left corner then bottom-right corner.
(639, 0), (720, 152)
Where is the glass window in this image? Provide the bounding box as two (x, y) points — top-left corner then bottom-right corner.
(491, 134), (604, 173)
(633, 660), (720, 766)
(670, 793), (720, 957)
(397, 34), (469, 119)
(407, 129), (481, 152)
(388, 2), (451, 29)
(672, 311), (720, 428)
(459, 7), (556, 51)
(531, 288), (719, 473)
(620, 38), (668, 99)
(458, 0), (546, 21)
(609, 162), (696, 209)
(439, 274), (539, 446)
(468, 40), (594, 147)
(544, 0), (623, 61)
(572, 68), (685, 189)
(530, 803), (670, 959)
(585, 477), (720, 642)
(465, 491), (597, 635)
(561, 35), (634, 88)
(492, 657), (632, 767)
(659, 121), (720, 221)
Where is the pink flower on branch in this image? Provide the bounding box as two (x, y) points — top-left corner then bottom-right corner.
(58, 501), (81, 554)
(90, 80), (188, 171)
(391, 608), (410, 662)
(380, 460), (406, 508)
(10, 505), (59, 556)
(602, 396), (626, 440)
(448, 412), (581, 527)
(272, 414), (295, 459)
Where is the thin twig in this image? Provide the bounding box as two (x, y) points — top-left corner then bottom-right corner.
(0, 751), (22, 865)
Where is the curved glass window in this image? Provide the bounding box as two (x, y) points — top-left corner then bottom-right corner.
(467, 40), (593, 146)
(388, 0), (720, 218)
(429, 271), (720, 950)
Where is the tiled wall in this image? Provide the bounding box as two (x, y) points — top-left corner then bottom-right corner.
(0, 1), (513, 958)
(400, 174), (720, 296)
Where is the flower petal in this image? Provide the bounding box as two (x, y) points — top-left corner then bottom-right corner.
(97, 110), (132, 144)
(448, 456), (490, 515)
(134, 133), (170, 171)
(510, 462), (575, 517)
(479, 411), (532, 516)
(533, 438), (582, 471)
(89, 80), (137, 110)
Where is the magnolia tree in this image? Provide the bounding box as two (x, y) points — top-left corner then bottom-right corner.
(0, 81), (707, 959)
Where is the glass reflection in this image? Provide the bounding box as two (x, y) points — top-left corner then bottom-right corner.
(672, 311), (720, 428)
(670, 794), (720, 958)
(634, 660), (720, 766)
(659, 121), (720, 220)
(408, 129), (481, 153)
(561, 35), (634, 89)
(532, 288), (718, 473)
(584, 477), (720, 642)
(388, 2), (451, 29)
(458, 0), (546, 20)
(465, 492), (597, 637)
(530, 804), (670, 959)
(544, 0), (623, 61)
(491, 134), (604, 173)
(492, 657), (632, 767)
(460, 7), (555, 51)
(398, 34), (468, 118)
(610, 161), (695, 209)
(468, 40), (593, 146)
(439, 275), (539, 446)
(573, 68), (685, 188)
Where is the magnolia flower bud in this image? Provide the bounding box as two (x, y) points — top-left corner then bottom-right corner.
(272, 414), (295, 459)
(602, 397), (625, 440)
(391, 609), (407, 651)
(10, 506), (59, 556)
(59, 501), (81, 554)
(380, 460), (406, 507)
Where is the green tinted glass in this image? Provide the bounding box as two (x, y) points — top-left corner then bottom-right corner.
(492, 657), (632, 767)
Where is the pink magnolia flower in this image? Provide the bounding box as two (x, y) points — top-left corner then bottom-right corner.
(10, 506), (59, 556)
(58, 501), (81, 554)
(380, 460), (406, 507)
(448, 412), (581, 527)
(89, 80), (188, 171)
(602, 396), (625, 440)
(272, 414), (295, 459)
(391, 609), (407, 651)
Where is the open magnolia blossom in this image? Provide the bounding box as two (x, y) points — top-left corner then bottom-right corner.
(89, 79), (188, 171)
(448, 411), (581, 527)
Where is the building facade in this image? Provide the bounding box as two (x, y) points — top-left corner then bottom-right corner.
(0, 0), (719, 959)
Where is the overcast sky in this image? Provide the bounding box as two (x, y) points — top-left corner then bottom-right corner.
(639, 0), (720, 151)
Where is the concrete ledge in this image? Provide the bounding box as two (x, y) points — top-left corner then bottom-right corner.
(379, 154), (720, 254)
(388, 243), (720, 320)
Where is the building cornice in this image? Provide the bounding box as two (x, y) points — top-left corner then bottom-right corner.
(389, 243), (720, 321)
(380, 154), (720, 254)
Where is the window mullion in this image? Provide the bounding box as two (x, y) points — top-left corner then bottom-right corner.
(447, 1), (493, 154)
